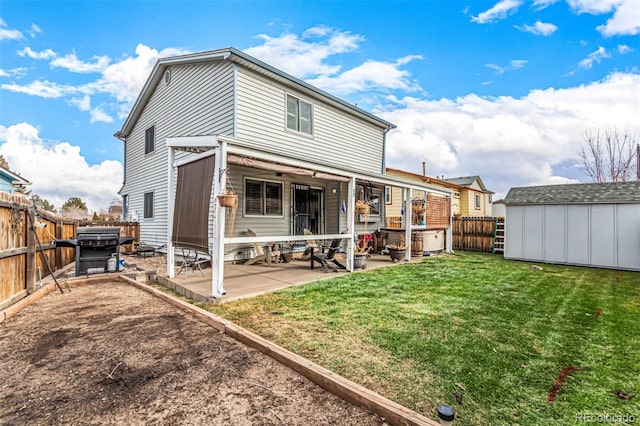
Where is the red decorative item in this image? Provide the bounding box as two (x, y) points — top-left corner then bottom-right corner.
(595, 308), (603, 318)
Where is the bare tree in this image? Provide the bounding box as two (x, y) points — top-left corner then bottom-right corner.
(577, 128), (638, 183)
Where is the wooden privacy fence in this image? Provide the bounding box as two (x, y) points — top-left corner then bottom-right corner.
(0, 192), (139, 309)
(452, 216), (502, 253)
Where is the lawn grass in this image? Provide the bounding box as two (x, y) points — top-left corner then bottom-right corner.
(206, 252), (640, 425)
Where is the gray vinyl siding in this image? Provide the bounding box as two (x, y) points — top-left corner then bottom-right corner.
(235, 67), (385, 174)
(121, 61), (234, 246)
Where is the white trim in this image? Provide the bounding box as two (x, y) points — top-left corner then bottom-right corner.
(346, 177), (356, 271)
(212, 140), (227, 298)
(225, 234), (348, 245)
(166, 135), (219, 148)
(174, 148), (217, 168)
(167, 148), (176, 278)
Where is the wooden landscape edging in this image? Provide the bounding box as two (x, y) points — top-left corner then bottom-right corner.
(119, 275), (439, 426)
(2, 273), (439, 426)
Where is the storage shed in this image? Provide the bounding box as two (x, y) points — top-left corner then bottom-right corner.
(504, 181), (640, 271)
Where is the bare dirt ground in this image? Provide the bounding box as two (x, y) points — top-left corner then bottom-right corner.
(0, 281), (387, 425)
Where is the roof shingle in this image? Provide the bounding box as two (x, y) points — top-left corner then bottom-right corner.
(504, 181), (640, 205)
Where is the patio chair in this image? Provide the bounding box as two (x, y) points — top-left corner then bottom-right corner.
(244, 229), (280, 266)
(310, 236), (346, 272)
(176, 247), (207, 278)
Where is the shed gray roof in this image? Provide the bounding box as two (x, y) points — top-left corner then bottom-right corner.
(504, 181), (640, 205)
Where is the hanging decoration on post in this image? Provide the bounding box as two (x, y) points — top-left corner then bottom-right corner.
(216, 168), (238, 236)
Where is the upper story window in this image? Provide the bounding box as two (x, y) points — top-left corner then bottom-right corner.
(245, 178), (283, 216)
(145, 125), (155, 154)
(144, 191), (154, 218)
(453, 191), (461, 198)
(475, 193), (481, 209)
(286, 94), (313, 135)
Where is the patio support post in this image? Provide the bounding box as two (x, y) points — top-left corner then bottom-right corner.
(167, 147), (176, 278)
(446, 196), (453, 253)
(404, 187), (412, 261)
(212, 140), (227, 298)
(346, 176), (356, 271)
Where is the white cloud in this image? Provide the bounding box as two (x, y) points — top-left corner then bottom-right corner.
(515, 21), (558, 35)
(308, 56), (424, 96)
(89, 107), (113, 124)
(1, 80), (83, 98)
(0, 123), (123, 213)
(0, 18), (23, 41)
(471, 0), (523, 24)
(245, 27), (363, 79)
(0, 67), (28, 78)
(70, 95), (91, 111)
(532, 0), (560, 10)
(380, 72), (640, 198)
(18, 46), (57, 60)
(596, 0), (640, 36)
(50, 52), (111, 73)
(5, 43), (190, 121)
(485, 60), (528, 74)
(29, 23), (42, 38)
(567, 0), (621, 15)
(618, 44), (632, 54)
(578, 46), (610, 69)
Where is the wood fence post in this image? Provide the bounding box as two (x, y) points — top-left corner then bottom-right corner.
(55, 219), (63, 270)
(25, 207), (37, 294)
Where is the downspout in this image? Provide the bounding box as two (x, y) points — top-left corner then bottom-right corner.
(381, 126), (393, 174)
(115, 131), (127, 220)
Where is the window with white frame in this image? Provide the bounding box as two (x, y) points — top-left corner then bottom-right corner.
(143, 191), (154, 218)
(245, 179), (283, 216)
(286, 94), (313, 135)
(385, 186), (392, 204)
(475, 193), (481, 209)
(145, 125), (155, 154)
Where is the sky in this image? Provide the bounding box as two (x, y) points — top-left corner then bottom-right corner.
(1, 0), (639, 213)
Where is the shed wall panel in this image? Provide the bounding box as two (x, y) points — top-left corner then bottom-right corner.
(505, 206), (524, 259)
(523, 205), (544, 260)
(543, 205), (566, 262)
(590, 204), (616, 267)
(616, 204), (640, 269)
(566, 205), (590, 265)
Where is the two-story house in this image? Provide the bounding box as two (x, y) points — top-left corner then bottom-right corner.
(116, 48), (452, 297)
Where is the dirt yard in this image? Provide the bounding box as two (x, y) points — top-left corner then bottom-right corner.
(0, 281), (386, 425)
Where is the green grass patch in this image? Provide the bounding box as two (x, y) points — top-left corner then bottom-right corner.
(205, 252), (640, 425)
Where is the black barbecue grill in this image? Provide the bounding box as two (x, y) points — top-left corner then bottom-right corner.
(56, 226), (134, 276)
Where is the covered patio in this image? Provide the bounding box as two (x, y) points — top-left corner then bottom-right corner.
(165, 134), (453, 300)
(157, 252), (431, 304)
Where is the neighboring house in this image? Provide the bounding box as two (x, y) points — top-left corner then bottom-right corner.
(492, 199), (506, 218)
(504, 181), (640, 271)
(116, 47), (452, 297)
(0, 167), (30, 194)
(443, 176), (493, 217)
(385, 169), (493, 217)
(386, 168), (456, 218)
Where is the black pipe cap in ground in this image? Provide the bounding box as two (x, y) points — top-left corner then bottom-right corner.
(437, 404), (455, 421)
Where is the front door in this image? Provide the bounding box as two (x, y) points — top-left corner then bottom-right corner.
(292, 183), (323, 235)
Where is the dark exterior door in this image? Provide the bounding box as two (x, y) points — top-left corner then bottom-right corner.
(292, 183), (323, 235)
